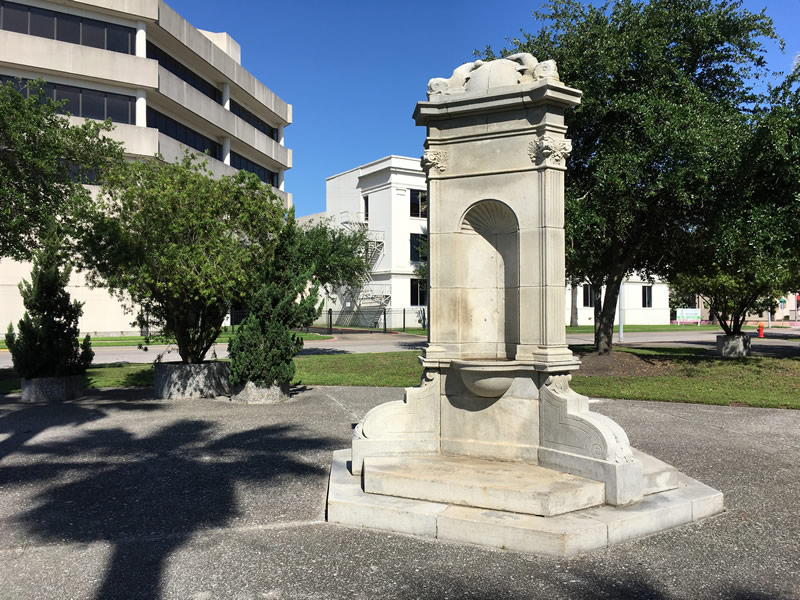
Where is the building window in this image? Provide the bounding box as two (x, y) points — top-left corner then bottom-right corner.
(230, 99), (278, 141)
(582, 285), (594, 308)
(411, 278), (427, 306)
(147, 107), (222, 161)
(642, 285), (653, 308)
(410, 233), (423, 262)
(0, 1), (134, 54)
(147, 42), (222, 104)
(230, 151), (278, 186)
(1, 75), (134, 124)
(410, 189), (427, 218)
(363, 196), (369, 222)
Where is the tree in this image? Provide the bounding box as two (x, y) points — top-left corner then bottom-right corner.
(228, 211), (321, 389)
(5, 231), (93, 379)
(0, 78), (123, 261)
(669, 66), (800, 336)
(299, 217), (371, 294)
(486, 0), (779, 353)
(76, 153), (285, 364)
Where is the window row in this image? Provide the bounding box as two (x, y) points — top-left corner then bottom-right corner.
(231, 151), (278, 187)
(146, 107), (222, 161)
(0, 1), (134, 54)
(146, 41), (222, 104)
(230, 99), (278, 141)
(582, 284), (655, 308)
(1, 75), (135, 124)
(410, 279), (427, 307)
(410, 189), (427, 218)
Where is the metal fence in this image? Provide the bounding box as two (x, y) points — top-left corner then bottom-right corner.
(314, 307), (428, 334)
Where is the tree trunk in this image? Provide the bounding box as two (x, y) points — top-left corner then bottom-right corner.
(569, 280), (579, 328)
(592, 282), (603, 348)
(596, 275), (623, 355)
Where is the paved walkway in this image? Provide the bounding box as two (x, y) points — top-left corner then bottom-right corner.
(0, 387), (798, 599)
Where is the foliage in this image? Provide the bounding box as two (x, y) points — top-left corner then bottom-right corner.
(413, 231), (429, 283)
(669, 66), (800, 336)
(485, 0), (780, 353)
(5, 233), (93, 379)
(76, 153), (285, 364)
(299, 217), (371, 293)
(0, 78), (123, 261)
(228, 211), (321, 387)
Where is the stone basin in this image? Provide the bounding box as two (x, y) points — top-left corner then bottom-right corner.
(450, 360), (526, 398)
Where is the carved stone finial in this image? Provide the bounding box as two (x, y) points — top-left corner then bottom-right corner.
(427, 53), (559, 98)
(421, 149), (448, 174)
(529, 135), (573, 166)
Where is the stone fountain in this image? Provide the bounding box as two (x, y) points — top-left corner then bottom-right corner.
(326, 54), (723, 555)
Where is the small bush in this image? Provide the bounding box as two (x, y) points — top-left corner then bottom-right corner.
(5, 235), (93, 379)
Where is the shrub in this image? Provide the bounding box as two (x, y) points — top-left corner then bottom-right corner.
(5, 234), (93, 379)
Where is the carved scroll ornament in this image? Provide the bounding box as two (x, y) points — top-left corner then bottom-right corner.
(529, 136), (573, 166)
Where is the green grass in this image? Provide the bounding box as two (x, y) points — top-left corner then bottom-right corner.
(565, 324), (744, 334)
(294, 351), (422, 387)
(571, 350), (800, 409)
(0, 331), (332, 350)
(0, 362), (155, 395)
(399, 328), (428, 336)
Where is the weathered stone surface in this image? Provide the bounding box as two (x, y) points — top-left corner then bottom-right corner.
(20, 375), (84, 403)
(717, 334), (752, 357)
(363, 454), (605, 517)
(230, 381), (289, 404)
(326, 448), (725, 557)
(153, 362), (231, 399)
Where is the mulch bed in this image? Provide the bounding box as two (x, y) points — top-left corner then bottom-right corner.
(575, 350), (677, 377)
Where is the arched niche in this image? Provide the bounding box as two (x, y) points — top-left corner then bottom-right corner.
(457, 200), (520, 359)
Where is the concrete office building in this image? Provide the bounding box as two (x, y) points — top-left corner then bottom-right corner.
(0, 0), (292, 334)
(321, 155), (669, 329)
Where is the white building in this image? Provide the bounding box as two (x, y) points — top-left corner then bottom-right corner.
(565, 276), (671, 327)
(0, 0), (291, 334)
(322, 156), (428, 329)
(320, 155), (671, 330)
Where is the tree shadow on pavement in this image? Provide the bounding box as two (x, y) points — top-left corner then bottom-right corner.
(4, 414), (338, 600)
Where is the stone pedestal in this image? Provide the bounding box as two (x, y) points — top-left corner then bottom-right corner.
(327, 53), (723, 555)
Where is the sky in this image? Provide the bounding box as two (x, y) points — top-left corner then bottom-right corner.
(164, 0), (800, 217)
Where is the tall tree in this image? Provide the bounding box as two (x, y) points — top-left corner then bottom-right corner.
(76, 154), (285, 364)
(486, 0), (779, 353)
(0, 79), (122, 260)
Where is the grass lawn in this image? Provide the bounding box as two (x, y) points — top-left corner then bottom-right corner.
(565, 324), (750, 334)
(3, 347), (798, 409)
(0, 331), (332, 350)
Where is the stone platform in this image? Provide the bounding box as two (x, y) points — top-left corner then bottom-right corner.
(363, 455), (605, 516)
(327, 450), (724, 557)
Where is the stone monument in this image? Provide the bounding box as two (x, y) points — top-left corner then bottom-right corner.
(327, 54), (723, 555)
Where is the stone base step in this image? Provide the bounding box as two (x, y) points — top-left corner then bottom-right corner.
(362, 454), (605, 517)
(328, 449), (725, 557)
(635, 449), (680, 495)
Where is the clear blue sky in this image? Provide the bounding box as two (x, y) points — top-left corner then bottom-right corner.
(165, 0), (799, 217)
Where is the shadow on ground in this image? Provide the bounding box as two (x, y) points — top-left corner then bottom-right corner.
(0, 398), (337, 600)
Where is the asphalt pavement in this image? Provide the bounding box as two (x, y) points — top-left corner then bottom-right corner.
(0, 386), (798, 599)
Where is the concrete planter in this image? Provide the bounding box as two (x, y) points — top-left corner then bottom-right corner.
(716, 334), (752, 358)
(154, 362), (231, 399)
(231, 381), (290, 404)
(21, 375), (84, 403)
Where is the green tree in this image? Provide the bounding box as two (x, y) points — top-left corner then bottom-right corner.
(0, 78), (122, 261)
(669, 67), (800, 336)
(228, 211), (321, 388)
(76, 153), (285, 364)
(486, 0), (779, 353)
(299, 217), (372, 295)
(6, 231), (93, 379)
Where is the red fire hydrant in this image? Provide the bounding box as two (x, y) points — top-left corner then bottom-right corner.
(758, 322), (764, 338)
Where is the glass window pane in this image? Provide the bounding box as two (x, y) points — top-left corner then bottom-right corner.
(106, 92), (131, 124)
(81, 18), (105, 49)
(81, 88), (105, 120)
(56, 84), (80, 115)
(29, 7), (55, 39)
(105, 23), (129, 54)
(56, 13), (80, 44)
(3, 2), (29, 34)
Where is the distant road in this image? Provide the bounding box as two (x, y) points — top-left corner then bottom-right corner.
(1, 329), (797, 368)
